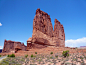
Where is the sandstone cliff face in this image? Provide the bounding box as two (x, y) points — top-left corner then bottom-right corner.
(33, 8), (53, 37)
(53, 19), (65, 47)
(2, 40), (26, 53)
(31, 8), (65, 47)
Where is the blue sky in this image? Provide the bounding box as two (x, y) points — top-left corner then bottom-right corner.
(0, 0), (86, 49)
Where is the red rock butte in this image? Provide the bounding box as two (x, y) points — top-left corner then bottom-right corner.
(2, 8), (65, 53)
(2, 39), (26, 53)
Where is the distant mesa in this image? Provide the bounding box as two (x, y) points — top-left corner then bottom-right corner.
(2, 8), (65, 53)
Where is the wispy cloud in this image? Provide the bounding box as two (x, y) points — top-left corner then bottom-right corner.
(65, 37), (86, 47)
(0, 23), (2, 26)
(0, 46), (3, 49)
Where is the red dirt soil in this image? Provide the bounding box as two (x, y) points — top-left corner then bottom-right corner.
(0, 47), (86, 57)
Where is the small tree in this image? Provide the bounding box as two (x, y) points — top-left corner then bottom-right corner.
(62, 50), (69, 57)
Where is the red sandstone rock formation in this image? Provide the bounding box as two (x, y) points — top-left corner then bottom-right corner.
(15, 45), (22, 53)
(33, 8), (53, 37)
(2, 8), (65, 52)
(53, 19), (65, 47)
(28, 8), (65, 48)
(2, 39), (26, 53)
(26, 37), (32, 50)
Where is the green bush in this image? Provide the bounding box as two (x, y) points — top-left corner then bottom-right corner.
(62, 50), (69, 57)
(50, 56), (53, 59)
(0, 55), (1, 57)
(7, 54), (9, 57)
(7, 54), (15, 57)
(31, 54), (34, 58)
(50, 52), (53, 54)
(35, 52), (37, 54)
(10, 54), (15, 57)
(25, 54), (28, 58)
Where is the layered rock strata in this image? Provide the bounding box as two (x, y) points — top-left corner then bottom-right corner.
(27, 8), (65, 49)
(2, 40), (26, 53)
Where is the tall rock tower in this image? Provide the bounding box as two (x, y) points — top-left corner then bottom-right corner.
(27, 8), (65, 49)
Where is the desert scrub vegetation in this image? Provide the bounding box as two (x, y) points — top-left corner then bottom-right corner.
(50, 56), (53, 59)
(0, 58), (9, 65)
(50, 52), (53, 54)
(0, 53), (86, 65)
(0, 57), (24, 65)
(31, 54), (36, 58)
(55, 53), (58, 58)
(7, 54), (15, 57)
(0, 55), (1, 57)
(62, 50), (69, 57)
(31, 54), (34, 58)
(1, 50), (86, 65)
(21, 58), (25, 62)
(35, 52), (37, 54)
(25, 54), (28, 58)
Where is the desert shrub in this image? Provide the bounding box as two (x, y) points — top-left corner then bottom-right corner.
(50, 56), (53, 59)
(55, 54), (58, 58)
(31, 54), (34, 58)
(80, 56), (83, 60)
(7, 54), (15, 57)
(21, 58), (25, 61)
(0, 55), (1, 57)
(62, 50), (69, 57)
(2, 59), (9, 64)
(25, 54), (28, 58)
(35, 52), (37, 54)
(50, 52), (53, 54)
(7, 54), (9, 57)
(10, 54), (15, 57)
(33, 55), (36, 57)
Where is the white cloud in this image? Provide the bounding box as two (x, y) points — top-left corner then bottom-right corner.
(0, 46), (3, 49)
(0, 23), (2, 26)
(65, 37), (86, 47)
